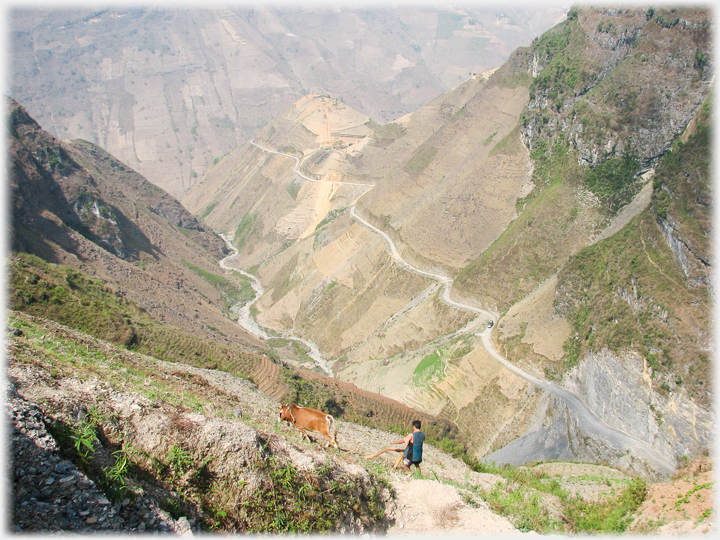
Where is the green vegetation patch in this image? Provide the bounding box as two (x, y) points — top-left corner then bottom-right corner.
(516, 138), (576, 212)
(489, 123), (521, 158)
(535, 30), (593, 93)
(180, 259), (254, 312)
(10, 253), (140, 348)
(269, 253), (303, 304)
(9, 253), (259, 379)
(469, 36), (490, 51)
(412, 350), (444, 387)
(481, 479), (562, 533)
(528, 17), (596, 112)
(233, 211), (259, 250)
(554, 106), (712, 403)
(488, 47), (534, 89)
(451, 106), (469, 121)
(455, 173), (584, 313)
(584, 154), (642, 215)
(371, 122), (406, 147)
(403, 146), (438, 175)
(467, 460), (647, 534)
(564, 478), (648, 533)
(205, 455), (391, 533)
(200, 202), (217, 221)
(315, 208), (346, 231)
(286, 181), (301, 200)
(557, 223), (681, 371)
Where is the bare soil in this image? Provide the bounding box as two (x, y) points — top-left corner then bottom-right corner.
(627, 457), (715, 535)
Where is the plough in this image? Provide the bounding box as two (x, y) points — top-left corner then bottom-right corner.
(364, 446), (405, 469)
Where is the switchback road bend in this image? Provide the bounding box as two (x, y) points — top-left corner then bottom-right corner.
(237, 142), (675, 474)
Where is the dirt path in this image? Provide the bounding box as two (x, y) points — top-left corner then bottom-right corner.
(160, 353), (529, 535)
(9, 312), (711, 535)
(321, 420), (531, 535)
(385, 476), (520, 535)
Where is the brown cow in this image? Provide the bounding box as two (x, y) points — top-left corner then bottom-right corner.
(277, 404), (338, 448)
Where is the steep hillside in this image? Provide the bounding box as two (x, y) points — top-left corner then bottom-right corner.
(9, 246), (464, 451)
(481, 7), (713, 469)
(8, 97), (251, 348)
(10, 5), (568, 198)
(180, 5), (713, 473)
(182, 94), (374, 255)
(7, 312), (714, 535)
(555, 99), (713, 403)
(454, 5), (712, 310)
(6, 311), (396, 534)
(9, 98), (467, 455)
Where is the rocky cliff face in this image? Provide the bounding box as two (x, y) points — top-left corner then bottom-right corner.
(520, 6), (712, 168)
(565, 350), (713, 465)
(484, 346), (713, 482)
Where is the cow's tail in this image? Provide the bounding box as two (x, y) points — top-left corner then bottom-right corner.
(327, 414), (338, 448)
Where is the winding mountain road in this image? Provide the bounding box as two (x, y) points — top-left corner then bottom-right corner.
(250, 140), (375, 190)
(351, 191), (674, 475)
(232, 141), (677, 475)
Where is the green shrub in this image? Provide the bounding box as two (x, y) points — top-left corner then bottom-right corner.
(481, 481), (562, 533)
(565, 477), (647, 533)
(233, 212), (258, 249)
(101, 448), (134, 503)
(70, 418), (97, 470)
(166, 444), (194, 478)
(584, 154), (641, 214)
(470, 458), (649, 534)
(286, 181), (301, 200)
(315, 208), (346, 231)
(200, 202), (217, 221)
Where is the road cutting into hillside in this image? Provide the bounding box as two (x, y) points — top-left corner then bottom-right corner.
(250, 139), (375, 192)
(240, 142), (677, 476)
(351, 199), (675, 476)
(480, 331), (675, 475)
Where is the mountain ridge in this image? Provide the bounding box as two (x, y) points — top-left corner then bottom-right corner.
(5, 4), (716, 534)
(10, 5), (570, 198)
(180, 5), (713, 473)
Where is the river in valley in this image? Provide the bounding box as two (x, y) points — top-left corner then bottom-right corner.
(218, 233), (333, 377)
